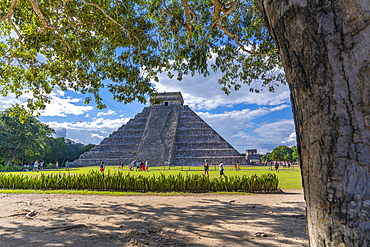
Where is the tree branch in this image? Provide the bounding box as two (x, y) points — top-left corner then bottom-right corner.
(28, 0), (75, 57)
(162, 0), (187, 29)
(8, 18), (36, 77)
(79, 0), (141, 57)
(209, 0), (274, 55)
(0, 0), (20, 23)
(180, 0), (198, 45)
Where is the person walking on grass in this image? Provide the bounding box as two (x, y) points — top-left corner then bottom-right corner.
(204, 159), (209, 176)
(136, 161), (140, 172)
(219, 161), (226, 178)
(274, 161), (279, 172)
(100, 161), (105, 174)
(65, 160), (70, 171)
(145, 160), (149, 171)
(33, 160), (39, 172)
(56, 161), (59, 170)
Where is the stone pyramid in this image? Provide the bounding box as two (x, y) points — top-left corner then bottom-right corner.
(75, 92), (247, 166)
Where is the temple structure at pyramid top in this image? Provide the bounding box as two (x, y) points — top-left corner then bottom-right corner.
(151, 92), (184, 106)
(74, 92), (247, 166)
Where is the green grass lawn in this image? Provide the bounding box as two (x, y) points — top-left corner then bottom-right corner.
(4, 165), (302, 189)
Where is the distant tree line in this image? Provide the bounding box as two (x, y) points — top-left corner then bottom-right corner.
(260, 145), (299, 163)
(0, 108), (95, 166)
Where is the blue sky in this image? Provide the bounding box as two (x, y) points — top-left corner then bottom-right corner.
(0, 68), (296, 154)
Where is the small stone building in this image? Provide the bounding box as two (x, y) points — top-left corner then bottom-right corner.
(245, 149), (261, 165)
(74, 92), (247, 166)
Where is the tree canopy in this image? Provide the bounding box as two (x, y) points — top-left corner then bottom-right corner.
(0, 108), (95, 165)
(260, 145), (299, 163)
(0, 107), (54, 163)
(0, 0), (285, 114)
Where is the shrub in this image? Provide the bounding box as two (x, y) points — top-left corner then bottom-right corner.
(0, 171), (279, 192)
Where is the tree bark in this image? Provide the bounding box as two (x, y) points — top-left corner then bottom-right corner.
(256, 0), (370, 246)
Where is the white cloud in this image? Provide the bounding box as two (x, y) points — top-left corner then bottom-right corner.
(196, 107), (295, 154)
(45, 117), (130, 144)
(153, 72), (290, 110)
(0, 92), (32, 111)
(197, 104), (290, 138)
(0, 88), (92, 117)
(40, 95), (93, 117)
(85, 114), (89, 118)
(252, 119), (297, 153)
(253, 119), (295, 139)
(97, 110), (116, 116)
(282, 132), (297, 145)
(90, 133), (103, 139)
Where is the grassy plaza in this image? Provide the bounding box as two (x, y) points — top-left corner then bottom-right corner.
(4, 165), (302, 190)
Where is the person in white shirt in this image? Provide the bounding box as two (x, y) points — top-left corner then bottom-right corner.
(219, 161), (226, 178)
(33, 161), (39, 172)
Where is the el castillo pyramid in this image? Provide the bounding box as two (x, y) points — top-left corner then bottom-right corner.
(74, 92), (247, 166)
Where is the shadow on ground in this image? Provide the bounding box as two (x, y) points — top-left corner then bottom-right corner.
(0, 193), (308, 246)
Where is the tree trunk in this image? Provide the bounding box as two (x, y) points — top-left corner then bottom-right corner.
(257, 0), (370, 246)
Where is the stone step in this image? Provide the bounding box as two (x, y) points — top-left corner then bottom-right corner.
(176, 129), (218, 135)
(174, 143), (232, 149)
(173, 149), (240, 157)
(135, 105), (180, 166)
(91, 145), (139, 152)
(171, 157), (247, 166)
(81, 150), (137, 158)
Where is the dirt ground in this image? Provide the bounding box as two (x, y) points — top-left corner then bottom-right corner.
(0, 190), (308, 247)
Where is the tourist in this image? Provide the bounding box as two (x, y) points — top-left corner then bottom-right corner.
(237, 161), (240, 170)
(129, 163), (132, 171)
(274, 161), (279, 172)
(204, 159), (209, 176)
(33, 160), (39, 172)
(65, 160), (70, 171)
(40, 161), (44, 170)
(100, 161), (105, 174)
(288, 162), (291, 168)
(136, 161), (140, 171)
(219, 161), (226, 178)
(56, 161), (59, 170)
(118, 162), (121, 170)
(142, 161), (145, 171)
(145, 160), (149, 171)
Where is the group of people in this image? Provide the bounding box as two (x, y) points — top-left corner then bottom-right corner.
(32, 160), (44, 172)
(126, 160), (150, 171)
(272, 161), (291, 172)
(234, 162), (240, 171)
(117, 162), (125, 170)
(26, 160), (64, 172)
(98, 160), (151, 172)
(99, 161), (150, 174)
(134, 160), (149, 171)
(203, 159), (227, 178)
